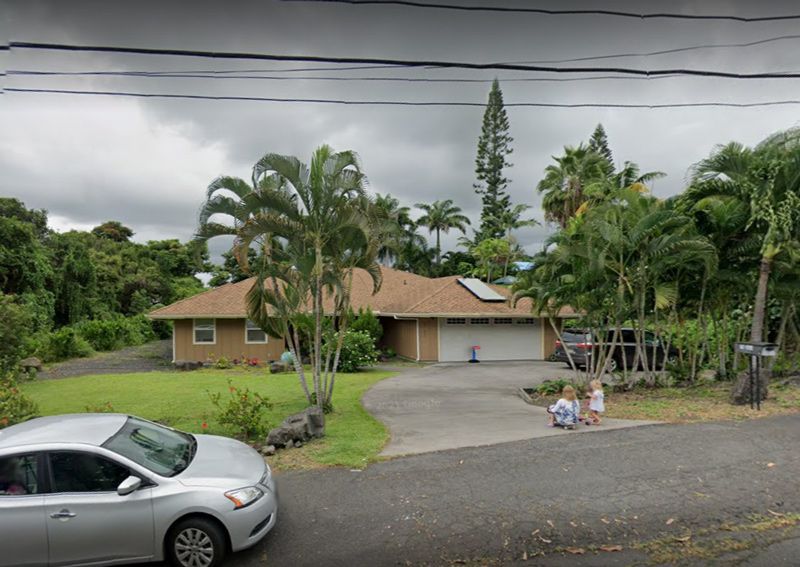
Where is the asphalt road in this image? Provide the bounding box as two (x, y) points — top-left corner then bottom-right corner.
(220, 414), (800, 566)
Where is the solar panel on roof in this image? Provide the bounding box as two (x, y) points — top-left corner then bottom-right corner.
(457, 278), (506, 302)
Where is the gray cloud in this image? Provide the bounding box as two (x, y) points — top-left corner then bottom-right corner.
(3, 0), (800, 256)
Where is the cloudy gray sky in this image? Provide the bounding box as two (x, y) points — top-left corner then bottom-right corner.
(2, 0), (800, 258)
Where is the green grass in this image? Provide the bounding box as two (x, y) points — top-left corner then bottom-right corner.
(22, 368), (395, 469)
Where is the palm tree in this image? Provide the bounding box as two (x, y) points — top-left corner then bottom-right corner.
(196, 145), (382, 410)
(486, 203), (541, 238)
(372, 193), (423, 264)
(537, 144), (609, 228)
(414, 199), (471, 268)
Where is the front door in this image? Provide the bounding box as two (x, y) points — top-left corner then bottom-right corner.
(0, 453), (48, 567)
(44, 451), (155, 566)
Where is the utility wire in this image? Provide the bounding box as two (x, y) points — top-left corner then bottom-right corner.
(9, 42), (800, 79)
(279, 0), (800, 22)
(8, 69), (692, 83)
(7, 87), (800, 109)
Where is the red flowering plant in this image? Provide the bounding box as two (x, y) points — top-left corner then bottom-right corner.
(0, 369), (39, 429)
(207, 379), (273, 441)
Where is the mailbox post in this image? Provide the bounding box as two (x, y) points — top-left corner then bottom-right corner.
(734, 342), (778, 410)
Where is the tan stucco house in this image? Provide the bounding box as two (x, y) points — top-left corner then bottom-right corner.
(149, 266), (574, 364)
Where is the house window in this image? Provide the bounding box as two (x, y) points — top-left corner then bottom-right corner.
(470, 318), (491, 325)
(193, 319), (216, 344)
(245, 319), (268, 344)
(515, 318), (537, 325)
(446, 318), (467, 325)
(493, 318), (513, 325)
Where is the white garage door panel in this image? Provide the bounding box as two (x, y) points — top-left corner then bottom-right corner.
(438, 320), (543, 361)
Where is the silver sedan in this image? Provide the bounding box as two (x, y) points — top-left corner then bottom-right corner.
(0, 414), (277, 567)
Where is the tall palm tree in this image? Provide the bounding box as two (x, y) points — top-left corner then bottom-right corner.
(196, 145), (382, 410)
(372, 193), (423, 264)
(414, 199), (471, 268)
(537, 144), (609, 228)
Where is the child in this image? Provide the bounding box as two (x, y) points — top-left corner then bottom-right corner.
(547, 385), (580, 430)
(585, 379), (605, 425)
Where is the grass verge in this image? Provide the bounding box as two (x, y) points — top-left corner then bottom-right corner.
(22, 368), (395, 470)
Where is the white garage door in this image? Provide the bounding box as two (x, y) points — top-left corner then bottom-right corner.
(438, 317), (543, 362)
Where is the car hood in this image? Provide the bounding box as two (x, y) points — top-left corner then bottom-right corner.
(177, 434), (266, 488)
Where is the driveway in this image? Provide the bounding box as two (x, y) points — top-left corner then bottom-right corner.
(362, 361), (656, 456)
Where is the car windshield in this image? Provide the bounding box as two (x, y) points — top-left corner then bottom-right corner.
(103, 417), (196, 477)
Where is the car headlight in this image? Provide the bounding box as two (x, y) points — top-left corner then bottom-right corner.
(224, 486), (263, 509)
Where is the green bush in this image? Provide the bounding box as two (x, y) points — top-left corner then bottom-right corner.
(45, 327), (93, 361)
(536, 378), (577, 396)
(327, 330), (379, 373)
(0, 293), (33, 374)
(208, 380), (273, 441)
(0, 370), (39, 428)
(350, 307), (383, 343)
(74, 314), (155, 352)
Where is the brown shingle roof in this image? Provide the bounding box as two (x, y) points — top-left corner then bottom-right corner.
(149, 266), (576, 319)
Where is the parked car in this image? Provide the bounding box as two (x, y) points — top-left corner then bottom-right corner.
(0, 414), (277, 567)
(553, 327), (678, 372)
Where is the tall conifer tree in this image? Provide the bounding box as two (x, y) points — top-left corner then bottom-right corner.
(474, 79), (513, 240)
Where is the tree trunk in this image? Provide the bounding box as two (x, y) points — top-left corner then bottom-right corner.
(731, 257), (772, 405)
(435, 229), (441, 268)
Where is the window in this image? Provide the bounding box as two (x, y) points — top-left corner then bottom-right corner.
(49, 452), (130, 493)
(515, 318), (537, 325)
(493, 318), (513, 325)
(470, 318), (491, 325)
(245, 319), (268, 344)
(0, 454), (39, 496)
(193, 318), (215, 344)
(446, 318), (467, 325)
(104, 416), (195, 477)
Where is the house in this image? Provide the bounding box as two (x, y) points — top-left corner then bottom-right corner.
(148, 266), (575, 364)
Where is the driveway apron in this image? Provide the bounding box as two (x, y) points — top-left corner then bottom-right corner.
(362, 361), (657, 456)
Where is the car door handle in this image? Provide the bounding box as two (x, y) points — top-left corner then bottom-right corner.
(50, 509), (77, 519)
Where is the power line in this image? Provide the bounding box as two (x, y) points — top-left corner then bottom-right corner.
(9, 42), (800, 79)
(7, 87), (800, 109)
(8, 69), (692, 83)
(510, 34), (800, 65)
(279, 0), (800, 22)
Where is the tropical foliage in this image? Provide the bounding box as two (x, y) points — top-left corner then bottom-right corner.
(197, 145), (384, 412)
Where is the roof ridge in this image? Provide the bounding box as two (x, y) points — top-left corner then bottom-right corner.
(148, 277), (254, 316)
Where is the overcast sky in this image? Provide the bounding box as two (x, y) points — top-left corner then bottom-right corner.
(2, 0), (800, 259)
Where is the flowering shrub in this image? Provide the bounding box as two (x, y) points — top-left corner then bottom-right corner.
(325, 330), (379, 373)
(208, 380), (273, 441)
(0, 370), (39, 429)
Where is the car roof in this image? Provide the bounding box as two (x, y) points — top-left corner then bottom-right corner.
(0, 414), (129, 450)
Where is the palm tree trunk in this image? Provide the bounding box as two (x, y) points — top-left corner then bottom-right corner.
(435, 228), (442, 267)
(750, 257), (772, 342)
(313, 242), (324, 411)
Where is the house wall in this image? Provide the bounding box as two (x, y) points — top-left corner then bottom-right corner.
(543, 319), (559, 359)
(418, 318), (439, 361)
(173, 318), (284, 363)
(379, 317), (418, 360)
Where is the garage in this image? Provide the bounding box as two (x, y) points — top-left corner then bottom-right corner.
(438, 317), (544, 362)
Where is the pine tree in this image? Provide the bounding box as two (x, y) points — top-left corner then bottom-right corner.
(588, 123), (614, 173)
(474, 79), (513, 240)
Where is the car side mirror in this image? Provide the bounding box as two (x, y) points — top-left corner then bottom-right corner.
(117, 475), (142, 496)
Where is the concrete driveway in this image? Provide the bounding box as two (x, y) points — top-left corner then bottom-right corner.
(363, 361), (657, 456)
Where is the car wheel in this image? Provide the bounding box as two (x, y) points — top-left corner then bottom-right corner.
(167, 518), (227, 567)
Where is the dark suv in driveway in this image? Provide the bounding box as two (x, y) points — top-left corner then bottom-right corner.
(553, 328), (678, 371)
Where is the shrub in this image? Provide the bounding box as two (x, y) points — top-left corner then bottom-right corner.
(382, 346), (397, 359)
(350, 307), (383, 343)
(45, 327), (93, 361)
(208, 380), (273, 441)
(327, 330), (379, 373)
(536, 378), (577, 396)
(0, 293), (33, 374)
(0, 370), (39, 428)
(74, 314), (155, 352)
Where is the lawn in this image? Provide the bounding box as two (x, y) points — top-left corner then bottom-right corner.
(604, 381), (800, 423)
(22, 368), (395, 470)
